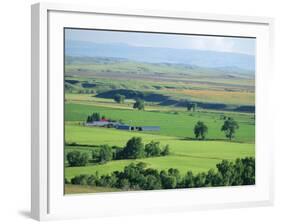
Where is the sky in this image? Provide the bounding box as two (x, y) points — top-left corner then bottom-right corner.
(65, 28), (256, 56)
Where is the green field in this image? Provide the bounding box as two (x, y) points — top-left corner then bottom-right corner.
(65, 125), (254, 179)
(64, 103), (255, 180)
(64, 56), (255, 193)
(65, 103), (255, 142)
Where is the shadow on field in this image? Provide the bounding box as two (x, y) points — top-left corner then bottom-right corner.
(178, 137), (245, 143)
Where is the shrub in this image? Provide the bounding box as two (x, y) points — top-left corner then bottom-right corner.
(118, 178), (130, 190)
(145, 141), (161, 157)
(160, 172), (177, 189)
(161, 145), (170, 156)
(168, 168), (181, 183)
(193, 173), (207, 187)
(92, 145), (113, 163)
(66, 151), (89, 167)
(99, 145), (113, 162)
(123, 137), (145, 159)
(144, 175), (162, 190)
(87, 175), (98, 186)
(71, 174), (89, 185)
(183, 171), (194, 188)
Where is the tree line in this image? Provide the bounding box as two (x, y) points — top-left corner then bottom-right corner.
(66, 137), (170, 167)
(66, 157), (255, 190)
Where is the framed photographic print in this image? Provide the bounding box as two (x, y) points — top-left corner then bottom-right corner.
(31, 2), (274, 221)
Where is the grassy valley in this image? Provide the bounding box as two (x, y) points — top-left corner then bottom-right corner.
(64, 56), (255, 194)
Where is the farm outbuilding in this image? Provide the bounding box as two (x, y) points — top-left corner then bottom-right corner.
(116, 125), (135, 131)
(116, 125), (160, 132)
(137, 126), (160, 131)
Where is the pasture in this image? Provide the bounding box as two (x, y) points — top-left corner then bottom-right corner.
(63, 56), (255, 193)
(65, 116), (254, 180)
(65, 102), (255, 142)
(65, 124), (254, 179)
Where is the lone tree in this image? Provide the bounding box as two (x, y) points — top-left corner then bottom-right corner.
(114, 94), (125, 104)
(133, 98), (145, 110)
(193, 121), (208, 140)
(221, 117), (239, 140)
(187, 102), (197, 112)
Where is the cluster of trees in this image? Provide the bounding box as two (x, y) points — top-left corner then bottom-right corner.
(66, 151), (89, 167)
(186, 102), (197, 112)
(193, 117), (239, 140)
(121, 137), (170, 159)
(113, 94), (145, 110)
(68, 157), (255, 190)
(92, 144), (114, 164)
(92, 137), (170, 164)
(113, 94), (125, 103)
(86, 112), (119, 124)
(66, 137), (170, 167)
(86, 112), (102, 123)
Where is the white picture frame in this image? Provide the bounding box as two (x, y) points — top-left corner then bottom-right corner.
(31, 2), (274, 221)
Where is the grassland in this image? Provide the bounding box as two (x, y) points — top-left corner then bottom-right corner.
(65, 57), (255, 107)
(65, 103), (255, 142)
(65, 124), (254, 179)
(64, 102), (255, 181)
(64, 56), (255, 193)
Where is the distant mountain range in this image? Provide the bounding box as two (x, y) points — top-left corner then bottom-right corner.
(65, 40), (255, 71)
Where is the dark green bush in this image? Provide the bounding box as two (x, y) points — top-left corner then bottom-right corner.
(66, 151), (89, 167)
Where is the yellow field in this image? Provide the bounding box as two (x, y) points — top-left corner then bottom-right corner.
(168, 89), (255, 105)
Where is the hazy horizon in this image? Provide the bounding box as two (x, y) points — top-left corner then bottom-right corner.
(65, 28), (256, 56)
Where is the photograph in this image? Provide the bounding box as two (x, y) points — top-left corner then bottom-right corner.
(64, 28), (255, 194)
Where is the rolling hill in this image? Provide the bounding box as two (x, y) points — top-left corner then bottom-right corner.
(65, 40), (255, 72)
